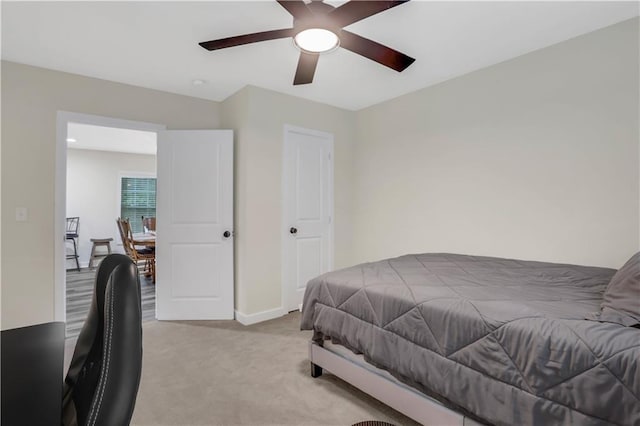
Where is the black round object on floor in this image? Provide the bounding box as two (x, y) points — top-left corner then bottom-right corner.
(352, 422), (396, 426)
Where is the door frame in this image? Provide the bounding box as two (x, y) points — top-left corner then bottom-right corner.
(281, 124), (334, 312)
(54, 111), (166, 322)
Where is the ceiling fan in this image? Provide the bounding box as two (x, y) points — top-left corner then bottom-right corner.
(199, 0), (415, 85)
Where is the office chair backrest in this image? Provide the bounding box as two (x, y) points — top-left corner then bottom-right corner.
(62, 254), (143, 426)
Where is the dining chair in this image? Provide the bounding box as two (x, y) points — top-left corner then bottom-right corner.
(115, 218), (130, 257)
(141, 216), (156, 233)
(118, 218), (156, 283)
(66, 217), (80, 271)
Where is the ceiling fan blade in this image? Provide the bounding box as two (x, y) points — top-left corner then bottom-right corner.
(293, 52), (319, 85)
(328, 1), (409, 28)
(340, 30), (415, 72)
(199, 28), (294, 51)
(277, 0), (313, 20)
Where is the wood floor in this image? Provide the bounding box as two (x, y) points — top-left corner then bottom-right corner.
(66, 267), (156, 338)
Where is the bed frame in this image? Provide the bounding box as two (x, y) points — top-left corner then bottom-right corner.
(309, 341), (484, 426)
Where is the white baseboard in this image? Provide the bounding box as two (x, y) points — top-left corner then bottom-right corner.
(235, 307), (287, 326)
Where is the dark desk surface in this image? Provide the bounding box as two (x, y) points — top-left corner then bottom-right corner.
(1, 322), (65, 426)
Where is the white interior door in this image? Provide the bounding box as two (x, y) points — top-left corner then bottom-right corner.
(156, 130), (234, 320)
(282, 125), (333, 312)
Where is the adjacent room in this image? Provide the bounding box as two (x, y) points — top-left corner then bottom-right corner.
(65, 123), (157, 337)
(1, 1), (638, 426)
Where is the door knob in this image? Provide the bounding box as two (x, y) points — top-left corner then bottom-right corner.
(223, 230), (231, 238)
(289, 227), (298, 235)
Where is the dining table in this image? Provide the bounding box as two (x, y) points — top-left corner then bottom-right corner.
(132, 231), (155, 248)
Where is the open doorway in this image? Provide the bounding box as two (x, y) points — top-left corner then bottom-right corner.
(55, 112), (166, 337)
(56, 113), (235, 329)
(65, 123), (157, 336)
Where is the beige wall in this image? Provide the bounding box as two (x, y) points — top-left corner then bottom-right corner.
(66, 149), (157, 266)
(2, 17), (638, 328)
(1, 61), (221, 329)
(222, 86), (356, 316)
(1, 63), (356, 326)
(220, 87), (250, 313)
(353, 18), (639, 269)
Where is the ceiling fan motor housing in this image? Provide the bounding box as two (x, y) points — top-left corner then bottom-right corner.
(294, 19), (341, 34)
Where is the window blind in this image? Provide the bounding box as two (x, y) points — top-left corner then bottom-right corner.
(120, 177), (156, 233)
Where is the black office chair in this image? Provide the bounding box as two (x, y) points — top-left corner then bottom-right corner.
(62, 254), (143, 426)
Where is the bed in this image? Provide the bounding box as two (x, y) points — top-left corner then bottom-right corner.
(300, 253), (640, 426)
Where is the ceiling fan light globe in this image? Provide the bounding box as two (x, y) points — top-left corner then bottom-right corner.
(294, 28), (339, 53)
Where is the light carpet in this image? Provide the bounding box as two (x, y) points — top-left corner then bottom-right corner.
(67, 312), (419, 426)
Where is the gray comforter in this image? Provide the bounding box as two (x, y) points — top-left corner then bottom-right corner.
(300, 253), (640, 426)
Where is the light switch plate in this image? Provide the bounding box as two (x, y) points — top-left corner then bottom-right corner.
(15, 207), (28, 222)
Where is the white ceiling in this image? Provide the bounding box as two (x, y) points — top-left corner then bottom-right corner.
(2, 1), (638, 111)
(67, 122), (157, 155)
